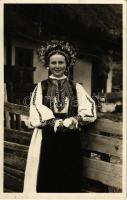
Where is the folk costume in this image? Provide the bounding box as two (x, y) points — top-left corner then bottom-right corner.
(23, 41), (97, 193)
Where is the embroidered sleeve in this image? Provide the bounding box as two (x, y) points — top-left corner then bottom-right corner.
(76, 83), (97, 124)
(29, 82), (55, 128)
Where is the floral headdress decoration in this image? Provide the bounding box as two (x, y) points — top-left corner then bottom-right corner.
(37, 40), (77, 68)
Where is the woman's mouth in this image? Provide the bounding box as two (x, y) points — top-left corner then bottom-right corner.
(54, 70), (61, 73)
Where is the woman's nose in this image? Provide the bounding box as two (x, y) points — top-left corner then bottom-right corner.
(55, 62), (59, 68)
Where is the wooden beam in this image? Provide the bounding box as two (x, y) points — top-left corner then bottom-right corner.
(4, 102), (122, 137)
(4, 141), (28, 158)
(83, 157), (122, 188)
(5, 129), (122, 158)
(4, 152), (122, 189)
(4, 166), (24, 179)
(4, 153), (26, 171)
(81, 132), (122, 157)
(4, 102), (29, 116)
(4, 128), (32, 145)
(4, 172), (23, 192)
(4, 83), (11, 129)
(89, 118), (122, 136)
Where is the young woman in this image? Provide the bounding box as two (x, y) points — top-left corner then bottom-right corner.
(23, 40), (97, 193)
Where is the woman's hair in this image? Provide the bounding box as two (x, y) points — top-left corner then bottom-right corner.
(37, 40), (77, 68)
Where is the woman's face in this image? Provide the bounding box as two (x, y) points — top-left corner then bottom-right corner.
(48, 54), (67, 78)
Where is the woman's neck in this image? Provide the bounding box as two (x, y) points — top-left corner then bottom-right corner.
(49, 74), (67, 80)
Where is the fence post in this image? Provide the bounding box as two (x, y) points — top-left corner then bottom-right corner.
(4, 83), (10, 129)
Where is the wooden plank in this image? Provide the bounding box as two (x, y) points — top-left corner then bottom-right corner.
(4, 165), (24, 179)
(4, 84), (11, 129)
(4, 102), (29, 116)
(5, 153), (122, 188)
(4, 128), (32, 145)
(4, 141), (28, 152)
(10, 113), (15, 129)
(83, 157), (122, 188)
(5, 129), (122, 157)
(89, 118), (122, 136)
(4, 153), (26, 171)
(15, 114), (21, 129)
(5, 82), (15, 103)
(4, 102), (122, 135)
(97, 112), (122, 122)
(4, 153), (122, 189)
(4, 112), (10, 129)
(5, 130), (122, 158)
(81, 133), (122, 157)
(4, 172), (23, 192)
(5, 128), (32, 137)
(4, 127), (122, 158)
(81, 178), (109, 193)
(4, 141), (28, 158)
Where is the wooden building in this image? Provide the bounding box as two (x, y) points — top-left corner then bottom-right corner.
(4, 4), (122, 105)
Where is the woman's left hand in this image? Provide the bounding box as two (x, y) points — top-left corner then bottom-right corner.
(63, 117), (78, 130)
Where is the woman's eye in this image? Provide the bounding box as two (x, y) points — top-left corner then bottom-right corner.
(51, 61), (56, 65)
(59, 61), (64, 64)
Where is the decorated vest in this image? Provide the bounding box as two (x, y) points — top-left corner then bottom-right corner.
(41, 78), (78, 118)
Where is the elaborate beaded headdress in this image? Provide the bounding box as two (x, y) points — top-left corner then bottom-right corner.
(37, 40), (77, 67)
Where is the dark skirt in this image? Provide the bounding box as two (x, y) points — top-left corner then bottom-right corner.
(36, 127), (82, 193)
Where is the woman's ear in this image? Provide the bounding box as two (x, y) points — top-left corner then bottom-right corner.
(46, 67), (49, 70)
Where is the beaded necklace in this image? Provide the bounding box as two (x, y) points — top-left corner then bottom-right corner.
(55, 80), (67, 112)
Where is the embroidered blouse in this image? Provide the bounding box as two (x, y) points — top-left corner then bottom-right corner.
(29, 75), (97, 129)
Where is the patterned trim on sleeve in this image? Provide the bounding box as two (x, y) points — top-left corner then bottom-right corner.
(40, 118), (56, 128)
(46, 118), (56, 127)
(86, 96), (94, 117)
(32, 85), (43, 123)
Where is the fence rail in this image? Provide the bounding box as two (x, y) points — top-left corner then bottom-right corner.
(4, 102), (122, 192)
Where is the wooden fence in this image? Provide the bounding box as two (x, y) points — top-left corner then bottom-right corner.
(4, 102), (122, 193)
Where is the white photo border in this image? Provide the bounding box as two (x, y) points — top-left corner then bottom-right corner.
(0, 1), (126, 199)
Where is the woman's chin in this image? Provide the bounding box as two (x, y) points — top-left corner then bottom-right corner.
(53, 73), (64, 78)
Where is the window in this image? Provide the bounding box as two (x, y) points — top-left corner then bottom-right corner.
(15, 47), (33, 67)
(15, 47), (34, 83)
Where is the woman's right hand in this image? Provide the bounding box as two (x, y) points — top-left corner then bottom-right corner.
(54, 117), (79, 133)
(54, 119), (63, 133)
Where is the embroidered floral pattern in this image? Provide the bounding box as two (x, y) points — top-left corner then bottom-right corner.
(37, 40), (77, 67)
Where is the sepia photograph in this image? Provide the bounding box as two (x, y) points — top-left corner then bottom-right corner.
(3, 1), (126, 198)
